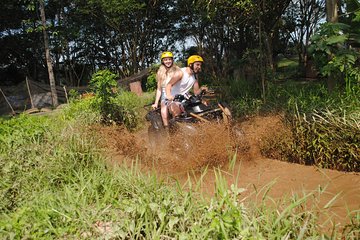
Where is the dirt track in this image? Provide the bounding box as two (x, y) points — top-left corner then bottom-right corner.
(100, 115), (360, 229)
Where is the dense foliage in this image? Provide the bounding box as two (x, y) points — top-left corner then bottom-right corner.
(0, 0), (325, 86)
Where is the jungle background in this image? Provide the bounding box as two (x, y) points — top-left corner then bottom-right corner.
(1, 0), (358, 93)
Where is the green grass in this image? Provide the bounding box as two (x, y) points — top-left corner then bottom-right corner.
(0, 102), (359, 239)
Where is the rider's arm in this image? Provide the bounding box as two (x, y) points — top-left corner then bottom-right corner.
(152, 74), (161, 109)
(193, 80), (201, 95)
(152, 88), (161, 109)
(193, 81), (208, 95)
(152, 76), (162, 109)
(165, 70), (183, 101)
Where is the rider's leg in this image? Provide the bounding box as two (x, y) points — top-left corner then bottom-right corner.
(160, 101), (169, 127)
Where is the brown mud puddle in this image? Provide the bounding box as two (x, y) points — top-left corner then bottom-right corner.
(98, 115), (360, 230)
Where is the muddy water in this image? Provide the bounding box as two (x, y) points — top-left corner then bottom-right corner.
(99, 115), (360, 229)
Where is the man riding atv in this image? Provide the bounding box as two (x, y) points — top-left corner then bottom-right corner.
(163, 55), (208, 128)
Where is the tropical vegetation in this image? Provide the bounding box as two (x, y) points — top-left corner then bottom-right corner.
(1, 0), (360, 238)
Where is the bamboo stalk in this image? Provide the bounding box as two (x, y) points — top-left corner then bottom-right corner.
(0, 88), (15, 115)
(26, 76), (35, 108)
(63, 85), (68, 104)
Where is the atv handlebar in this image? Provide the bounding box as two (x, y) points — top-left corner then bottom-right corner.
(173, 94), (185, 101)
(200, 89), (207, 96)
(173, 90), (206, 102)
(143, 103), (160, 111)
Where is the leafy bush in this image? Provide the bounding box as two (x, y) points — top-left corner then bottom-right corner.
(112, 90), (145, 130)
(230, 98), (263, 118)
(290, 110), (360, 171)
(228, 79), (332, 118)
(0, 114), (50, 152)
(89, 70), (123, 124)
(264, 81), (332, 113)
(309, 22), (360, 96)
(62, 97), (101, 124)
(145, 64), (160, 92)
(255, 79), (360, 172)
(273, 56), (300, 80)
(68, 89), (80, 100)
(85, 69), (149, 130)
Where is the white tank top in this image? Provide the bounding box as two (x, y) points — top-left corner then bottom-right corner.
(171, 67), (196, 96)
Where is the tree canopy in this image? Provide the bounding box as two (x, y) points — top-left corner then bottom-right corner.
(0, 0), (358, 88)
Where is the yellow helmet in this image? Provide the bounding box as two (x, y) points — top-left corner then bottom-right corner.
(187, 55), (204, 66)
(161, 51), (173, 60)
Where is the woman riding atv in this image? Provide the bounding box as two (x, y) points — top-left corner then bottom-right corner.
(151, 51), (181, 128)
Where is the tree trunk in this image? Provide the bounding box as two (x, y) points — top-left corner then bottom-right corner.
(325, 0), (339, 91)
(263, 31), (274, 71)
(39, 0), (58, 106)
(326, 0), (338, 23)
(259, 18), (266, 102)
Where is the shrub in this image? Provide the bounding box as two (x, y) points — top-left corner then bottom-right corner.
(309, 22), (360, 96)
(145, 64), (160, 92)
(62, 97), (101, 125)
(86, 69), (147, 130)
(260, 109), (360, 172)
(290, 110), (360, 171)
(89, 70), (122, 124)
(218, 77), (263, 118)
(112, 90), (144, 130)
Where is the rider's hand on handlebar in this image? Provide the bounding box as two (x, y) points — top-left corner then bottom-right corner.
(167, 95), (174, 101)
(200, 86), (208, 92)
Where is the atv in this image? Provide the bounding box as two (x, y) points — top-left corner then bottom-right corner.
(145, 90), (232, 148)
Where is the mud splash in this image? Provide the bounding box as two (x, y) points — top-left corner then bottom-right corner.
(149, 122), (244, 173)
(99, 122), (248, 174)
(96, 115), (360, 229)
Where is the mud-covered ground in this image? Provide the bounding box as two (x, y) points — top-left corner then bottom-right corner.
(98, 115), (360, 230)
